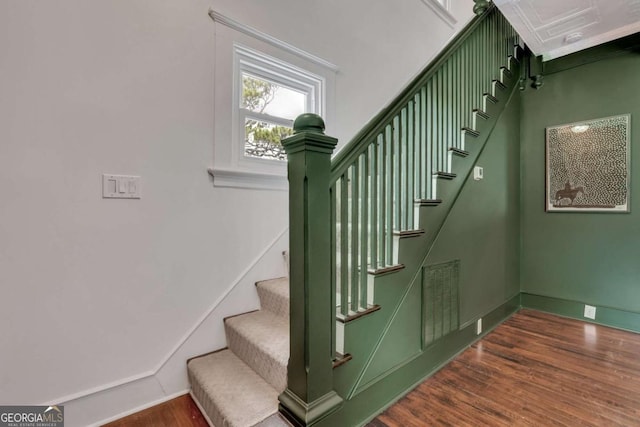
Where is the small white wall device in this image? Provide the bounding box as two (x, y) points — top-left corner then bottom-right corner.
(473, 166), (484, 181)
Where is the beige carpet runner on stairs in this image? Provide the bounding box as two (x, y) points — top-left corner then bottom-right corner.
(188, 277), (291, 427)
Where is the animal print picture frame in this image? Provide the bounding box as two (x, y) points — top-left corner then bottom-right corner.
(546, 114), (630, 212)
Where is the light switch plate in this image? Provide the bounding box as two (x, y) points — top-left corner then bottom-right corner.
(103, 174), (141, 199)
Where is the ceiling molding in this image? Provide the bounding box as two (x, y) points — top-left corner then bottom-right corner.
(544, 19), (640, 60)
(543, 32), (640, 74)
(495, 0), (640, 61)
(208, 9), (339, 72)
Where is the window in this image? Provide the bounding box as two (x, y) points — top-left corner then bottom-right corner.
(241, 74), (301, 161)
(209, 11), (336, 190)
(235, 46), (323, 164)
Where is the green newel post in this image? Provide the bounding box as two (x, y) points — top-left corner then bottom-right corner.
(473, 0), (490, 15)
(278, 113), (343, 426)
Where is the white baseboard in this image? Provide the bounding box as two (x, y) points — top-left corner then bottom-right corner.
(89, 389), (189, 427)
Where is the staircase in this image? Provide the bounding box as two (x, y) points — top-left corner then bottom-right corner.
(188, 277), (291, 427)
(189, 4), (524, 426)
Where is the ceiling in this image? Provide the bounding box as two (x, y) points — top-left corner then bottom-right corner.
(494, 0), (640, 60)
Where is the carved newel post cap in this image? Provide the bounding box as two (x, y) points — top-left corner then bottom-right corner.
(473, 0), (490, 15)
(293, 113), (325, 135)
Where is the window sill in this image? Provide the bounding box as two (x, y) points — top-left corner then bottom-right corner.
(208, 167), (288, 191)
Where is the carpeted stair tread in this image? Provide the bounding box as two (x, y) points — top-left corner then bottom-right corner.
(256, 277), (289, 318)
(225, 310), (289, 392)
(188, 349), (279, 427)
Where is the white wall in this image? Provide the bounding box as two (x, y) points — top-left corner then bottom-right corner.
(211, 0), (474, 144)
(0, 0), (472, 425)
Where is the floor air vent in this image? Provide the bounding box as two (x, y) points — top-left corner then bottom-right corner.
(423, 260), (460, 347)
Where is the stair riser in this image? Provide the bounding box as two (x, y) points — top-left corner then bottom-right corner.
(257, 286), (289, 319)
(189, 371), (225, 427)
(225, 321), (287, 393)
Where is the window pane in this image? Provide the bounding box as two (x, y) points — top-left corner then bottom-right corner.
(241, 73), (307, 121)
(244, 118), (293, 161)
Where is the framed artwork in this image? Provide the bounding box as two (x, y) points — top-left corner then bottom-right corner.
(546, 114), (630, 212)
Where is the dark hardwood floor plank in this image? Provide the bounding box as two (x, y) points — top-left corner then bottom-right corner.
(102, 394), (208, 427)
(466, 344), (638, 425)
(443, 360), (580, 426)
(502, 316), (640, 370)
(369, 309), (640, 427)
(482, 330), (640, 401)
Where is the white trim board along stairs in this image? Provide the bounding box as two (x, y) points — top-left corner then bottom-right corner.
(188, 277), (291, 427)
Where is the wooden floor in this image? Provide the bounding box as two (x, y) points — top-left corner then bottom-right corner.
(104, 310), (640, 426)
(369, 309), (640, 427)
(103, 394), (208, 427)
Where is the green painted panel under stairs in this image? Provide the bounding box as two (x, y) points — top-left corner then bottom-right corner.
(187, 277), (290, 427)
(426, 89), (521, 324)
(520, 47), (640, 315)
(354, 272), (423, 392)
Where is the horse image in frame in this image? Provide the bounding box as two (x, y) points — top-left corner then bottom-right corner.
(545, 114), (630, 213)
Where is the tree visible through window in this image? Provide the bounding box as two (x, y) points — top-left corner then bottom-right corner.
(242, 73), (312, 161)
(234, 45), (323, 165)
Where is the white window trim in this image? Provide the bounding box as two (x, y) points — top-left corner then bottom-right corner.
(233, 45), (325, 170)
(208, 10), (337, 191)
(207, 167), (289, 191)
(420, 0), (457, 28)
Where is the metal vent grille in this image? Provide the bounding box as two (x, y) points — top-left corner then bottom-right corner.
(423, 260), (460, 347)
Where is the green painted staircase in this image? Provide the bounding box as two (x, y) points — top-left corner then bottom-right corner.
(188, 5), (525, 426)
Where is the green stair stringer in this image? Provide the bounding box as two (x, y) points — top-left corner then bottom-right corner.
(328, 54), (523, 420)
